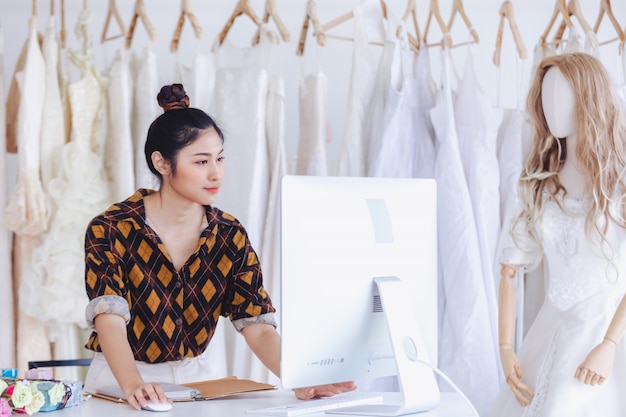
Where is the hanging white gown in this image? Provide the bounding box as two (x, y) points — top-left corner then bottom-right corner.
(5, 16), (52, 377)
(453, 46), (503, 408)
(251, 74), (286, 387)
(0, 24), (16, 370)
(367, 25), (417, 179)
(20, 11), (110, 379)
(177, 51), (215, 115)
(334, 3), (379, 177)
(104, 48), (135, 202)
(212, 28), (274, 382)
(4, 17), (47, 236)
(430, 48), (497, 417)
(490, 196), (626, 417)
(39, 16), (66, 194)
(131, 47), (159, 190)
(296, 70), (328, 176)
(412, 44), (437, 180)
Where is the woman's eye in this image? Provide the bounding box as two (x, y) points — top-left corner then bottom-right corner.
(217, 156), (225, 162)
(197, 160), (208, 165)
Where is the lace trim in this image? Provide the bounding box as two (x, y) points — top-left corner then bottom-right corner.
(527, 331), (559, 417)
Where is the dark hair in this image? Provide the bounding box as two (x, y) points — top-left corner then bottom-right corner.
(145, 84), (224, 182)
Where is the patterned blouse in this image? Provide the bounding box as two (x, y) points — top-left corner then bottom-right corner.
(84, 189), (276, 363)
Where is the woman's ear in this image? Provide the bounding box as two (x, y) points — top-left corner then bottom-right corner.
(151, 151), (171, 176)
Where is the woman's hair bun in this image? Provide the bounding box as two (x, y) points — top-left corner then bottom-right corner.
(157, 83), (190, 112)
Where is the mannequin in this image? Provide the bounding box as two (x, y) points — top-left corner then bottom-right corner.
(491, 52), (626, 417)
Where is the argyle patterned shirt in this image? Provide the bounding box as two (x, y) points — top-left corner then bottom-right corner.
(84, 189), (275, 363)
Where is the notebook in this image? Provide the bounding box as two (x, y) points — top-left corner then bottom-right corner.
(95, 382), (201, 402)
(93, 376), (276, 403)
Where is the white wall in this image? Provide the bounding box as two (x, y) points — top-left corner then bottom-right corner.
(2, 0), (625, 170)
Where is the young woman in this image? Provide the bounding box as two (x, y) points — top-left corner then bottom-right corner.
(83, 84), (355, 410)
(492, 53), (626, 416)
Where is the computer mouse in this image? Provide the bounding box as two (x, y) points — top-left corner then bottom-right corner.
(141, 401), (173, 412)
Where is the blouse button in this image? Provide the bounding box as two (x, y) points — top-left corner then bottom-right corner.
(175, 318), (183, 326)
(175, 282), (182, 289)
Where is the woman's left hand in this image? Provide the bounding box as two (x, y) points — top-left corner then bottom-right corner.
(575, 340), (616, 386)
(294, 382), (357, 400)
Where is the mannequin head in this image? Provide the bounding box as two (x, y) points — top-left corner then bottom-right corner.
(541, 66), (577, 139)
(516, 52), (626, 245)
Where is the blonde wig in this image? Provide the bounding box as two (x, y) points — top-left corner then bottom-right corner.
(516, 52), (626, 252)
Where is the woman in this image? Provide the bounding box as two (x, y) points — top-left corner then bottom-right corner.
(492, 53), (626, 416)
(83, 84), (355, 410)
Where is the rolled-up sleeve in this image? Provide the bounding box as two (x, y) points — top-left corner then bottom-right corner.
(84, 217), (131, 326)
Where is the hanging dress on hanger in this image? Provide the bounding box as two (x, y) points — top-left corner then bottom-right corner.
(40, 16), (66, 200)
(211, 24), (276, 382)
(104, 48), (135, 202)
(0, 24), (16, 370)
(453, 43), (503, 415)
(5, 15), (52, 378)
(177, 51), (215, 115)
(20, 9), (111, 378)
(334, 3), (380, 177)
(255, 73), (286, 386)
(412, 44), (437, 179)
(4, 17), (47, 236)
(367, 21), (417, 178)
(295, 52), (328, 176)
(430, 46), (494, 417)
(131, 46), (159, 190)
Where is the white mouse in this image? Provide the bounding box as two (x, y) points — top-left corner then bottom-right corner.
(141, 401), (173, 412)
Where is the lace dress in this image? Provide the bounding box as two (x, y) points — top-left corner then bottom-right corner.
(491, 195), (626, 417)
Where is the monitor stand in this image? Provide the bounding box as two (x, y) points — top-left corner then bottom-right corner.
(328, 276), (440, 417)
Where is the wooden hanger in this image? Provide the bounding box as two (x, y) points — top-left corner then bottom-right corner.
(252, 0), (290, 45)
(396, 0), (421, 51)
(125, 0), (158, 49)
(493, 1), (527, 66)
(217, 0), (278, 47)
(552, 0), (594, 44)
(447, 0), (479, 44)
(170, 0), (203, 52)
(296, 0), (391, 56)
(101, 0), (126, 43)
(423, 0), (452, 47)
(593, 0), (625, 47)
(296, 0), (326, 56)
(541, 0), (574, 45)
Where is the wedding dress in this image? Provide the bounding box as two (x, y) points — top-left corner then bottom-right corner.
(491, 195), (626, 417)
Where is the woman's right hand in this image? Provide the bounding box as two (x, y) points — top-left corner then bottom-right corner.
(499, 345), (533, 407)
(124, 382), (169, 410)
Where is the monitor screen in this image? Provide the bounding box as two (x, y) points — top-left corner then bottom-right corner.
(279, 175), (440, 415)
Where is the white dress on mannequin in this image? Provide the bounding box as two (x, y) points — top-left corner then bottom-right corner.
(430, 48), (496, 417)
(491, 196), (626, 417)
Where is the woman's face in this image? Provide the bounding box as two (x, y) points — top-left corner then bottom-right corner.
(166, 128), (224, 206)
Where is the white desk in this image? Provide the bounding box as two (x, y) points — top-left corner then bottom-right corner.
(52, 391), (476, 416)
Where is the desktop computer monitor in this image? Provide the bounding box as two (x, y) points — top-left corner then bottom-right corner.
(279, 175), (440, 416)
